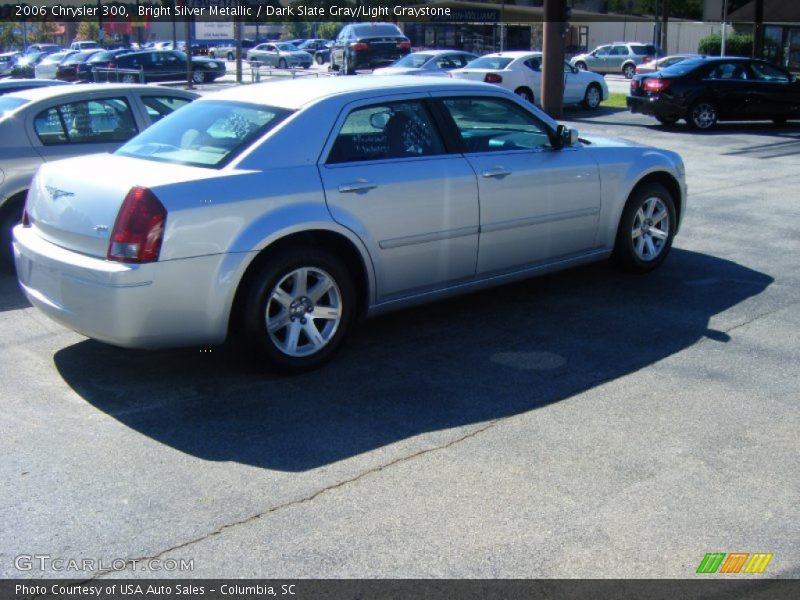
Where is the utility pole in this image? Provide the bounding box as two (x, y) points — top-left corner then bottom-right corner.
(542, 0), (567, 118)
(660, 0), (670, 53)
(753, 0), (764, 59)
(235, 18), (243, 84)
(721, 0), (728, 56)
(185, 19), (193, 88)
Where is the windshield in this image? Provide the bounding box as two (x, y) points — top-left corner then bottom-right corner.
(41, 51), (71, 64)
(659, 58), (705, 77)
(394, 53), (433, 68)
(352, 24), (402, 38)
(116, 100), (293, 168)
(0, 97), (28, 118)
(465, 56), (513, 70)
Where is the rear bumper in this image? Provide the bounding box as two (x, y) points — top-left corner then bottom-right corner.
(627, 95), (682, 120)
(13, 225), (232, 349)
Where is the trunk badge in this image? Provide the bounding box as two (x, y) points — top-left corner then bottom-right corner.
(45, 186), (74, 201)
(93, 225), (109, 232)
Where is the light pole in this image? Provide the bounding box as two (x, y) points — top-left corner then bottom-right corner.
(720, 0), (728, 56)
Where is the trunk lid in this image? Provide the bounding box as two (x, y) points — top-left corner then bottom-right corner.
(450, 69), (496, 82)
(27, 153), (217, 258)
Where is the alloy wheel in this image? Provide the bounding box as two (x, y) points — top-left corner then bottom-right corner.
(584, 85), (601, 109)
(265, 267), (343, 358)
(691, 102), (717, 129)
(631, 197), (670, 261)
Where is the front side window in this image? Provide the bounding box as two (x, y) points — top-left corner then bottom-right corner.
(117, 100), (292, 168)
(594, 46), (610, 56)
(328, 101), (445, 164)
(442, 98), (552, 153)
(34, 98), (138, 145)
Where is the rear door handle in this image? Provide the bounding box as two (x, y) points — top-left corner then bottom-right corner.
(481, 168), (511, 179)
(338, 180), (378, 193)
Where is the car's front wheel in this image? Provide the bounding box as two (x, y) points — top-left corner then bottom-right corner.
(582, 83), (602, 109)
(242, 248), (355, 372)
(688, 100), (718, 130)
(192, 70), (206, 83)
(227, 52), (234, 61)
(316, 53), (326, 65)
(575, 61), (587, 71)
(613, 183), (676, 273)
(278, 58), (287, 69)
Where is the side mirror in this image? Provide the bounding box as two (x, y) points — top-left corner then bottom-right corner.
(554, 125), (579, 149)
(370, 111), (391, 129)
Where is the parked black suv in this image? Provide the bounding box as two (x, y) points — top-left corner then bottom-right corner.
(330, 23), (411, 75)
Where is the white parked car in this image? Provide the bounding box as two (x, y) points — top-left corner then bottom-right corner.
(450, 51), (609, 109)
(14, 77), (685, 372)
(0, 84), (198, 270)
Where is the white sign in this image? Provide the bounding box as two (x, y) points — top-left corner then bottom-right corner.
(195, 22), (235, 41)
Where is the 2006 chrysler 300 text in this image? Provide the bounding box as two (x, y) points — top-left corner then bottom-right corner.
(13, 77), (686, 371)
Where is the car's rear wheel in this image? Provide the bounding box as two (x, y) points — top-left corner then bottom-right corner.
(192, 70), (206, 83)
(342, 53), (352, 75)
(278, 58), (287, 69)
(688, 100), (718, 130)
(514, 87), (534, 103)
(612, 183), (676, 273)
(575, 61), (587, 71)
(121, 73), (137, 84)
(622, 63), (636, 79)
(242, 248), (355, 372)
(582, 83), (602, 109)
(227, 52), (234, 61)
(316, 53), (325, 65)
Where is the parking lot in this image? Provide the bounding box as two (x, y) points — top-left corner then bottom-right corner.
(1, 82), (798, 578)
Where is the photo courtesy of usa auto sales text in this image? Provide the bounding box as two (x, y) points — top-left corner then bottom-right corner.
(16, 584), (299, 597)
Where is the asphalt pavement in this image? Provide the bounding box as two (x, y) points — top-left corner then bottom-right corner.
(0, 97), (798, 579)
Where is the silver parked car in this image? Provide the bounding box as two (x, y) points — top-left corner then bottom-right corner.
(246, 42), (312, 69)
(373, 50), (478, 77)
(14, 77), (686, 372)
(0, 84), (198, 269)
(571, 42), (664, 79)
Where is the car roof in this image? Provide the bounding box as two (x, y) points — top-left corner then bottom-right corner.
(0, 79), (70, 92)
(3, 83), (198, 103)
(482, 51), (540, 59)
(409, 49), (474, 56)
(207, 76), (510, 110)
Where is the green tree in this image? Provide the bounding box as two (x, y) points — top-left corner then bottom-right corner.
(317, 22), (342, 40)
(34, 22), (59, 43)
(0, 22), (23, 50)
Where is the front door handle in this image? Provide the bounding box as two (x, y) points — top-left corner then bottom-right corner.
(338, 180), (378, 194)
(481, 168), (511, 179)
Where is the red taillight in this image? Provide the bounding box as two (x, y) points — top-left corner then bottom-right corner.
(484, 73), (503, 84)
(397, 41), (411, 50)
(642, 55), (652, 63)
(106, 62), (114, 68)
(107, 186), (167, 263)
(643, 78), (672, 93)
(350, 42), (368, 51)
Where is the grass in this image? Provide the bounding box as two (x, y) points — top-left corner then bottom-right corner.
(604, 92), (629, 109)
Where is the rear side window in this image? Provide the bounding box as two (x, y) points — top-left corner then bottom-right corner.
(34, 98), (138, 145)
(465, 56), (513, 70)
(631, 46), (655, 55)
(141, 95), (192, 122)
(328, 101), (445, 164)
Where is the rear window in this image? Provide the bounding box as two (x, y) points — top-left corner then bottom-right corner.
(659, 58), (706, 77)
(352, 24), (403, 38)
(631, 45), (657, 55)
(465, 56), (514, 70)
(116, 100), (292, 168)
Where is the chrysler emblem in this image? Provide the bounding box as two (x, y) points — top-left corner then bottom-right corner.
(45, 186), (74, 201)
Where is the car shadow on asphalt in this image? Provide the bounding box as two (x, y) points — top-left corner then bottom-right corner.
(0, 271), (30, 312)
(53, 249), (772, 472)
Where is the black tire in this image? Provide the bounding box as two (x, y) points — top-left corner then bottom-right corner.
(687, 100), (718, 130)
(192, 70), (206, 84)
(622, 63), (636, 79)
(342, 53), (351, 75)
(0, 199), (24, 273)
(582, 83), (603, 109)
(121, 73), (137, 84)
(278, 58), (287, 70)
(655, 115), (679, 126)
(612, 183), (677, 273)
(227, 52), (234, 61)
(514, 87), (534, 103)
(241, 247), (356, 373)
(315, 53), (325, 65)
(575, 61), (587, 71)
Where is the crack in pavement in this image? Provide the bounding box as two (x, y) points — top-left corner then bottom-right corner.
(82, 419), (499, 582)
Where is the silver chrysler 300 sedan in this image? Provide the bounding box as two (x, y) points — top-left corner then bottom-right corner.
(14, 77), (686, 372)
